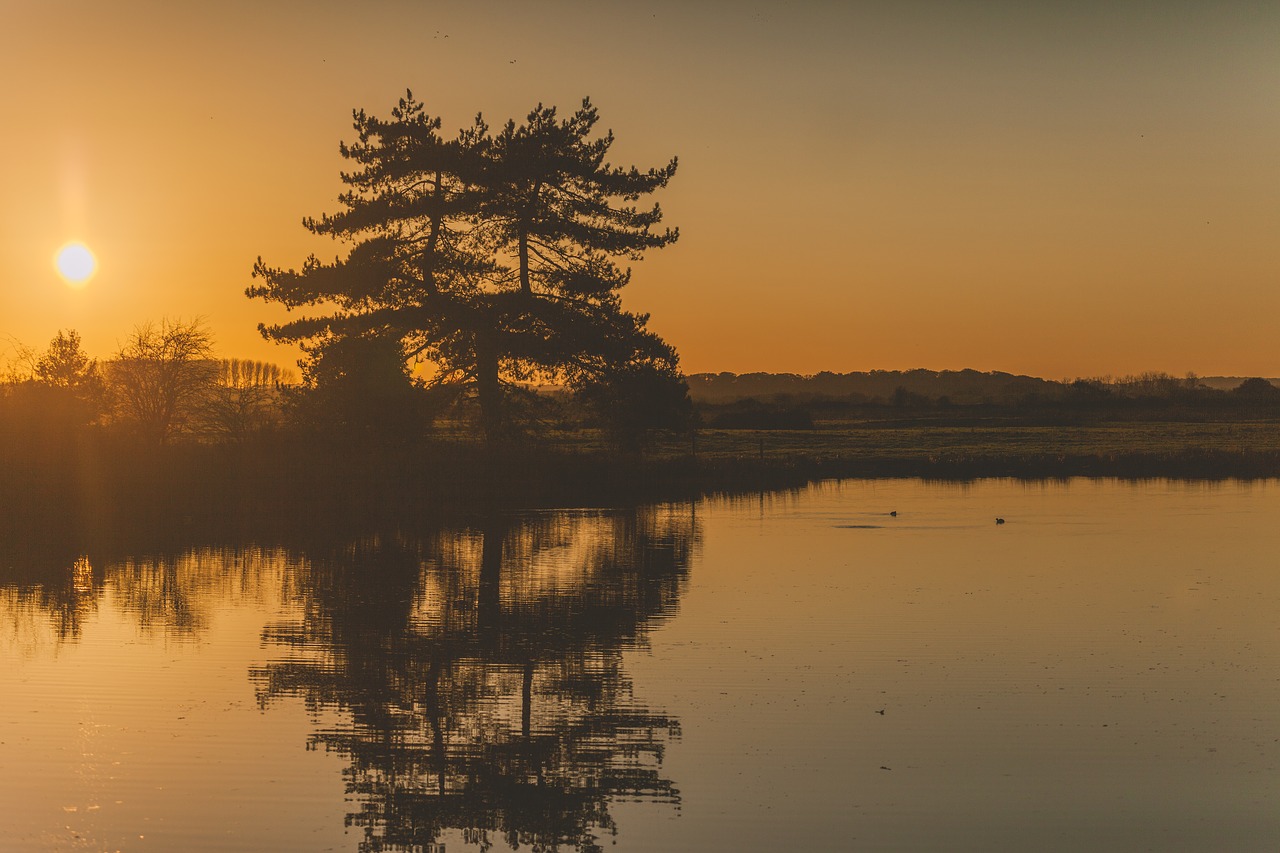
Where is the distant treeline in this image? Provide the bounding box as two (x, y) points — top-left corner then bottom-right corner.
(689, 370), (1280, 428)
(1, 324), (298, 448)
(689, 369), (1054, 404)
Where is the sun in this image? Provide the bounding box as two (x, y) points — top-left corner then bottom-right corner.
(54, 241), (97, 286)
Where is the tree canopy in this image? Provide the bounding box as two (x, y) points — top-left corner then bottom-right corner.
(249, 94), (686, 440)
(35, 329), (97, 390)
(109, 318), (216, 445)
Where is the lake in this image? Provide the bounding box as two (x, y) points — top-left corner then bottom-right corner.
(3, 478), (1279, 851)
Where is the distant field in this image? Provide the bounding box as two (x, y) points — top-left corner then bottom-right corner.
(359, 416), (1280, 484)
(657, 421), (1280, 462)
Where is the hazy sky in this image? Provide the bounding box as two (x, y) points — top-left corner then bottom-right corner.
(2, 0), (1276, 378)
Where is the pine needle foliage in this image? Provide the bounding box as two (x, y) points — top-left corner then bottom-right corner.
(248, 94), (685, 441)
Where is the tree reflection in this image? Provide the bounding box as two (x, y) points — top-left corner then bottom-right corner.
(0, 554), (99, 642)
(253, 506), (695, 852)
(0, 544), (300, 645)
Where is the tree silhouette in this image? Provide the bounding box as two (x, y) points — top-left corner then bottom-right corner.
(0, 331), (104, 490)
(35, 329), (100, 392)
(12, 329), (107, 431)
(1233, 377), (1279, 397)
(288, 333), (428, 441)
(249, 95), (684, 442)
(200, 358), (292, 441)
(574, 363), (693, 449)
(108, 318), (217, 445)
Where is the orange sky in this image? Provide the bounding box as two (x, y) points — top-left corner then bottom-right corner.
(1, 1), (1276, 379)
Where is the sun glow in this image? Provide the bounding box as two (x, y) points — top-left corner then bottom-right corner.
(54, 241), (97, 285)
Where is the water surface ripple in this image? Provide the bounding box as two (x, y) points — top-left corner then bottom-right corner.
(2, 479), (1278, 851)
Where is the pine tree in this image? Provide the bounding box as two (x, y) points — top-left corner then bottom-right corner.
(249, 94), (684, 442)
(474, 99), (683, 435)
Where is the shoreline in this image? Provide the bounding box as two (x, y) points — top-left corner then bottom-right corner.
(2, 435), (1278, 564)
(4, 424), (1279, 529)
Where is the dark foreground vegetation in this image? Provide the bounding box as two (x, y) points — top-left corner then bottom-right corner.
(4, 326), (1279, 526)
(7, 322), (1280, 535)
(4, 327), (1280, 557)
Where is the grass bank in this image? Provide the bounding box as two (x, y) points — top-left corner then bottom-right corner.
(2, 419), (1278, 550)
(653, 421), (1280, 474)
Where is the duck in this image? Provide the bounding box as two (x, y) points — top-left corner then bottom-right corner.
(995, 517), (1005, 525)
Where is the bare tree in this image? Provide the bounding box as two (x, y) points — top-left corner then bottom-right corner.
(0, 336), (38, 383)
(109, 318), (216, 445)
(200, 357), (295, 441)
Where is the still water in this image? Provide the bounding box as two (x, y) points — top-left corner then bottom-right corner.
(2, 479), (1279, 851)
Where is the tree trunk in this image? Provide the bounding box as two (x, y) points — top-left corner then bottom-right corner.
(518, 232), (531, 294)
(475, 337), (502, 445)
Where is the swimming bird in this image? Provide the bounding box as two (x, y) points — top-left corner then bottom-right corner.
(889, 511), (897, 517)
(995, 517), (1005, 524)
